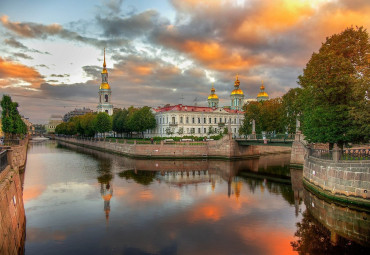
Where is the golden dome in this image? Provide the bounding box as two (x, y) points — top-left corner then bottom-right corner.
(100, 82), (110, 90)
(101, 69), (107, 74)
(231, 89), (244, 95)
(208, 94), (219, 100)
(257, 91), (269, 98)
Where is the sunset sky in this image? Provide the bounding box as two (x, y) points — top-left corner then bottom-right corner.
(1, 0), (369, 123)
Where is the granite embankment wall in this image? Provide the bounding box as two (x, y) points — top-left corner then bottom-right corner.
(56, 136), (291, 159)
(304, 189), (369, 246)
(303, 156), (370, 206)
(0, 140), (28, 255)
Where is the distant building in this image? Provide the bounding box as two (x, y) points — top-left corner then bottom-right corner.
(63, 107), (93, 122)
(97, 49), (113, 116)
(21, 116), (35, 135)
(46, 115), (63, 134)
(145, 76), (245, 138)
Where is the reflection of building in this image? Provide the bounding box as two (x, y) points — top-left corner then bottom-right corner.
(46, 115), (63, 133)
(101, 182), (113, 223)
(157, 170), (223, 188)
(97, 49), (113, 116)
(63, 107), (93, 122)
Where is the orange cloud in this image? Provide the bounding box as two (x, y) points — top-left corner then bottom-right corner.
(188, 205), (224, 222)
(0, 15), (62, 38)
(23, 185), (45, 203)
(0, 57), (44, 88)
(180, 40), (253, 70)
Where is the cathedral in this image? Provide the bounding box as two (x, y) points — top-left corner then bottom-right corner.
(96, 50), (269, 138)
(145, 76), (248, 138)
(97, 49), (113, 116)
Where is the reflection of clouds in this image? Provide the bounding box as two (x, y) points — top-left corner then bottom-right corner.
(23, 185), (45, 203)
(237, 226), (296, 255)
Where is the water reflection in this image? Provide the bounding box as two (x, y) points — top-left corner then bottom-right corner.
(21, 141), (370, 254)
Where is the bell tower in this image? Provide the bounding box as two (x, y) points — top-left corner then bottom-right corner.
(97, 48), (113, 115)
(230, 75), (244, 110)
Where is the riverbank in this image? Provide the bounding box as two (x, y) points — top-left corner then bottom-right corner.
(55, 135), (291, 159)
(0, 138), (28, 254)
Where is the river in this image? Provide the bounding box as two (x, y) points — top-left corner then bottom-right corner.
(20, 140), (369, 254)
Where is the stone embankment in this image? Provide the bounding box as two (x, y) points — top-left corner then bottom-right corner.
(0, 138), (28, 254)
(56, 135), (291, 159)
(303, 154), (370, 208)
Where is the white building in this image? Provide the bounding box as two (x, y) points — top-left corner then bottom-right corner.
(97, 49), (113, 116)
(145, 76), (245, 138)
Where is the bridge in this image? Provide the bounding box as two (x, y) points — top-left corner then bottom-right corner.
(236, 134), (295, 147)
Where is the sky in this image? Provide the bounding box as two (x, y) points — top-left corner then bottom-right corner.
(0, 0), (369, 123)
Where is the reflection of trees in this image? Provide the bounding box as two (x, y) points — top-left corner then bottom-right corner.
(291, 210), (369, 254)
(118, 170), (157, 186)
(97, 159), (113, 184)
(238, 176), (295, 205)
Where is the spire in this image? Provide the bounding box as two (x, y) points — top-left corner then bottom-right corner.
(234, 74), (240, 87)
(103, 48), (106, 68)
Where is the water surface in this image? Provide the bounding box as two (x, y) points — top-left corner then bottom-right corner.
(22, 141), (369, 254)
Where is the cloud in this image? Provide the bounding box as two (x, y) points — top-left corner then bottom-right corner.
(0, 15), (129, 49)
(4, 37), (28, 49)
(0, 57), (44, 88)
(50, 74), (70, 78)
(97, 10), (167, 38)
(13, 52), (33, 60)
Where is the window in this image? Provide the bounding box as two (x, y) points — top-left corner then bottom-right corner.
(204, 128), (206, 133)
(159, 118), (161, 124)
(172, 117), (176, 124)
(214, 118), (217, 123)
(198, 118), (201, 124)
(220, 118), (222, 123)
(209, 118), (212, 124)
(166, 117), (168, 123)
(180, 117), (183, 123)
(105, 110), (108, 113)
(105, 94), (108, 102)
(186, 117), (189, 123)
(204, 118), (206, 123)
(192, 117), (195, 124)
(198, 128), (201, 133)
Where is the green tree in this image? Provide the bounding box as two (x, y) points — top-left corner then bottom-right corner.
(130, 106), (156, 137)
(298, 27), (370, 147)
(95, 112), (112, 136)
(177, 127), (184, 136)
(282, 88), (302, 133)
(1, 95), (27, 139)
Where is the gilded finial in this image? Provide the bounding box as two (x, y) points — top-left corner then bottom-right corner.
(236, 74), (239, 80)
(103, 48), (106, 68)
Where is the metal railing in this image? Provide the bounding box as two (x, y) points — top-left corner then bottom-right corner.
(309, 149), (333, 160)
(340, 148), (370, 160)
(0, 150), (8, 173)
(309, 148), (369, 161)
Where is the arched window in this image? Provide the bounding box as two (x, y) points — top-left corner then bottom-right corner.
(105, 94), (108, 102)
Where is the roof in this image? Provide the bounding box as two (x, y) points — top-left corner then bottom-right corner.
(153, 104), (244, 114)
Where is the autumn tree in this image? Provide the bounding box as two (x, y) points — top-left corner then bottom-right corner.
(298, 27), (370, 147)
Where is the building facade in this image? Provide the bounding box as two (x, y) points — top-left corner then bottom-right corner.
(46, 115), (63, 134)
(145, 77), (245, 138)
(97, 49), (113, 116)
(63, 107), (93, 122)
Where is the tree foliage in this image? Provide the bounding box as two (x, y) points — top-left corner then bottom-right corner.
(241, 99), (285, 134)
(298, 27), (370, 145)
(1, 95), (27, 139)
